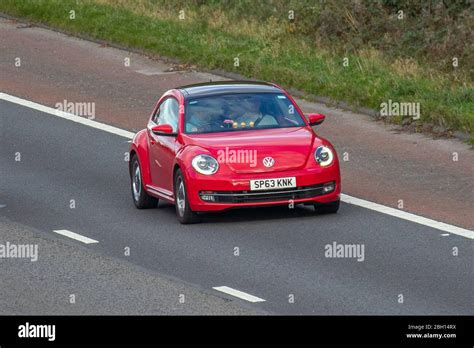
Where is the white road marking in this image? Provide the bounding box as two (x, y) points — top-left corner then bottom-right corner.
(441, 233), (450, 237)
(0, 93), (134, 139)
(213, 286), (266, 303)
(53, 229), (99, 244)
(2, 92), (473, 240)
(0, 204), (6, 208)
(341, 194), (474, 240)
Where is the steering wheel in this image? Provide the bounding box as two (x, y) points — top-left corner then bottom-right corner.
(188, 115), (229, 131)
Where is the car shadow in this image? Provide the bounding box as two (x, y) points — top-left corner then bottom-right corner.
(158, 201), (325, 224)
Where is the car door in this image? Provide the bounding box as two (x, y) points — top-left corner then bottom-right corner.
(148, 97), (179, 195)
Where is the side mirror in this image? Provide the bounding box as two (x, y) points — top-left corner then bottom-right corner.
(308, 113), (325, 126)
(151, 124), (174, 135)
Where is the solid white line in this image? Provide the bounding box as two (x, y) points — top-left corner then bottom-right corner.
(53, 229), (99, 244)
(341, 194), (474, 240)
(0, 92), (134, 139)
(2, 92), (473, 240)
(213, 286), (266, 303)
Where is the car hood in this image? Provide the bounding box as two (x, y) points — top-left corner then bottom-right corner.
(183, 127), (316, 173)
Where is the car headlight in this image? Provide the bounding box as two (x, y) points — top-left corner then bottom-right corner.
(314, 146), (334, 167)
(192, 154), (219, 175)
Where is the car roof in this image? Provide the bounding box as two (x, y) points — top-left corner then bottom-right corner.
(177, 80), (282, 98)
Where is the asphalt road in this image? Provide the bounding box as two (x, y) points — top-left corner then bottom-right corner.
(1, 100), (472, 315)
(0, 215), (261, 315)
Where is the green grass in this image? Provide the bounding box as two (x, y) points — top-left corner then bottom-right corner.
(1, 0), (472, 137)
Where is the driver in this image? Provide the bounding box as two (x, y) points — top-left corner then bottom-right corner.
(186, 110), (205, 132)
(186, 108), (223, 133)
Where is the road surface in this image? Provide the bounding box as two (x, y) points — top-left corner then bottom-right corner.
(1, 99), (472, 314)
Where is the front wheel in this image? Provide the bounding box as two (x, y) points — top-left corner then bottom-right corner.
(130, 155), (158, 209)
(314, 200), (340, 214)
(174, 169), (201, 224)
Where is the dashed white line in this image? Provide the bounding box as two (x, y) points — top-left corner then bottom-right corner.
(53, 229), (99, 244)
(2, 92), (473, 240)
(213, 286), (266, 303)
(341, 194), (474, 240)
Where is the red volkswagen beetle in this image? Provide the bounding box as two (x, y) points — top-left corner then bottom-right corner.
(129, 81), (340, 223)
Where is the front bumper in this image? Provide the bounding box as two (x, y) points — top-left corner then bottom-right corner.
(184, 164), (341, 212)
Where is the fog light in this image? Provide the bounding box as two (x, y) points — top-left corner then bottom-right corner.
(323, 182), (335, 193)
(200, 191), (216, 202)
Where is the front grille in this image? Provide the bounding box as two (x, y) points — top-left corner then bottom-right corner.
(200, 182), (335, 204)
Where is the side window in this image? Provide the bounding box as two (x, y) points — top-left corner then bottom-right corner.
(156, 98), (179, 133)
(152, 107), (160, 124)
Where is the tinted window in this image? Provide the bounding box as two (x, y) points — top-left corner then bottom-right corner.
(185, 93), (305, 134)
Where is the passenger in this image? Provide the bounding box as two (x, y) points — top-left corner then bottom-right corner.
(236, 96), (275, 127)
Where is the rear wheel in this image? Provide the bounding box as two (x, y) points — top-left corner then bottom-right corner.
(314, 200), (340, 214)
(130, 155), (158, 209)
(174, 169), (201, 224)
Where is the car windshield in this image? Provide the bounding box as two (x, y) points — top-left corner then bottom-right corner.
(184, 93), (306, 134)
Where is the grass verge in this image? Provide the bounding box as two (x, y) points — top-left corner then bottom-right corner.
(0, 0), (472, 139)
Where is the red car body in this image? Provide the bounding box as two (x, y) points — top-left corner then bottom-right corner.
(129, 81), (341, 223)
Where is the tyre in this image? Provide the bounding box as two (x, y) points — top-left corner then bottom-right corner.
(130, 155), (158, 209)
(314, 200), (340, 214)
(174, 169), (201, 224)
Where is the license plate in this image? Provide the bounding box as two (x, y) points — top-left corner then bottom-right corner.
(250, 177), (296, 191)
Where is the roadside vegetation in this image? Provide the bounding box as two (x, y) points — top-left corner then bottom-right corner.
(1, 0), (472, 139)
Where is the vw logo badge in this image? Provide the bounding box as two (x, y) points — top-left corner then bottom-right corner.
(263, 157), (275, 168)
